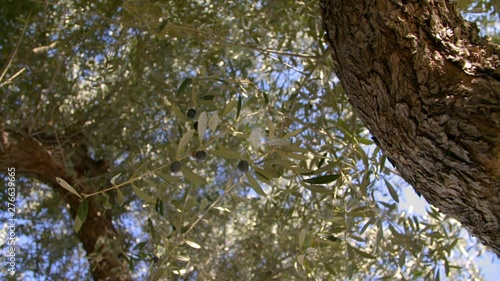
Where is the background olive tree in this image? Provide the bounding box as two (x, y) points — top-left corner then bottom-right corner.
(0, 0), (498, 280)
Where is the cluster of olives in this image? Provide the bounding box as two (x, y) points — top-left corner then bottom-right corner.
(169, 108), (250, 174)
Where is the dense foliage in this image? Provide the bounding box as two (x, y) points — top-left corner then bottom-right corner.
(1, 0), (498, 280)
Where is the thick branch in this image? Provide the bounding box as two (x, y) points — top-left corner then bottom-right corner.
(321, 0), (500, 255)
(0, 128), (131, 280)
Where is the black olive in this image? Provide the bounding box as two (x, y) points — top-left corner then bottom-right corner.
(186, 109), (196, 119)
(237, 160), (249, 172)
(195, 151), (207, 161)
(152, 256), (159, 263)
(170, 161), (182, 173)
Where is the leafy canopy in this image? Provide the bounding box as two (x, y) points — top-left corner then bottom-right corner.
(1, 0), (498, 280)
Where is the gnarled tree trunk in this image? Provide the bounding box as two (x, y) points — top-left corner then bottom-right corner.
(321, 0), (500, 255)
(0, 127), (132, 280)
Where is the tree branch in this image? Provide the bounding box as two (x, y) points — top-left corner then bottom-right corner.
(0, 127), (132, 280)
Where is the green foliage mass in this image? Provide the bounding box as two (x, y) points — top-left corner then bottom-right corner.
(1, 0), (498, 280)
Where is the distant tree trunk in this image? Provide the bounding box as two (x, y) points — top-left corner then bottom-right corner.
(321, 0), (500, 255)
(0, 127), (132, 280)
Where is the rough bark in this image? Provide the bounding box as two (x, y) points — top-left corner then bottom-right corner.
(321, 0), (500, 255)
(0, 127), (132, 280)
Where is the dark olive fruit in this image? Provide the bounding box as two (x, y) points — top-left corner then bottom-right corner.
(170, 161), (182, 173)
(193, 121), (198, 130)
(152, 256), (159, 263)
(195, 150), (207, 161)
(237, 160), (249, 172)
(186, 108), (196, 119)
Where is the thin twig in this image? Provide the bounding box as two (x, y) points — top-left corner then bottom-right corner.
(0, 14), (31, 83)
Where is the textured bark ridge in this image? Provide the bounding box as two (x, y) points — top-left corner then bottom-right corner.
(321, 0), (500, 255)
(0, 127), (132, 280)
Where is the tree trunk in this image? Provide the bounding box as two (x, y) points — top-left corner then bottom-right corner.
(0, 127), (132, 280)
(321, 0), (500, 255)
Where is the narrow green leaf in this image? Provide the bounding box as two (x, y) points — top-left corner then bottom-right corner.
(303, 184), (332, 194)
(155, 171), (179, 183)
(355, 143), (369, 168)
(116, 188), (125, 206)
(199, 197), (209, 212)
(74, 216), (85, 234)
(110, 173), (121, 185)
(256, 165), (278, 179)
(456, 0), (472, 10)
(318, 238), (341, 246)
(298, 229), (306, 248)
(269, 138), (290, 146)
(56, 177), (82, 199)
(176, 255), (190, 262)
(177, 129), (195, 155)
(266, 158), (296, 168)
(357, 138), (374, 145)
(279, 145), (309, 153)
(303, 174), (340, 184)
(297, 254), (304, 266)
(132, 184), (156, 204)
(253, 168), (274, 183)
(347, 264), (354, 280)
(185, 240), (201, 249)
(384, 179), (399, 203)
(245, 172), (266, 196)
(73, 199), (89, 233)
(389, 223), (399, 236)
(283, 128), (305, 139)
(177, 78), (192, 94)
(155, 199), (164, 215)
(236, 94), (242, 120)
(211, 148), (240, 160)
(350, 244), (376, 259)
(379, 154), (387, 172)
(171, 104), (186, 121)
(360, 218), (376, 235)
(316, 152), (327, 168)
(208, 113), (219, 132)
(324, 264), (337, 275)
(198, 111), (207, 142)
(77, 199), (89, 219)
(399, 251), (406, 268)
(267, 118), (275, 138)
(284, 153), (309, 161)
(262, 91), (269, 104)
(289, 166), (314, 175)
(302, 162), (337, 176)
(132, 159), (151, 178)
(350, 235), (365, 242)
(148, 218), (156, 239)
(199, 95), (215, 100)
(221, 100), (237, 116)
(375, 223), (384, 250)
(181, 166), (207, 185)
(102, 194), (112, 210)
